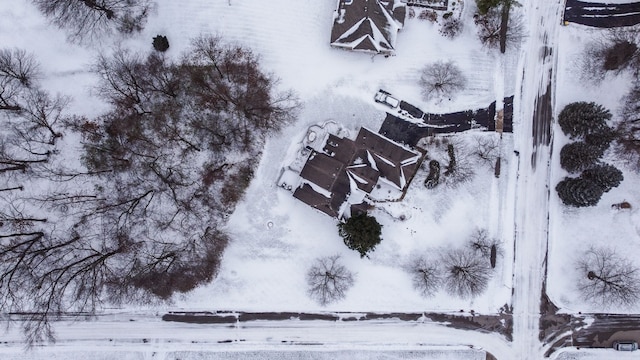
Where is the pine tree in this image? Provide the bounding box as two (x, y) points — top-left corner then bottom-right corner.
(153, 35), (170, 52)
(338, 213), (382, 258)
(556, 177), (604, 207)
(581, 164), (624, 192)
(558, 102), (612, 139)
(585, 124), (616, 152)
(560, 142), (603, 173)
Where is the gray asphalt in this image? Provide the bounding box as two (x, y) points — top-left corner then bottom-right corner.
(564, 0), (640, 27)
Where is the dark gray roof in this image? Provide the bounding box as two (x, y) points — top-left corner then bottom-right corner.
(330, 0), (406, 54)
(293, 183), (337, 217)
(299, 151), (343, 191)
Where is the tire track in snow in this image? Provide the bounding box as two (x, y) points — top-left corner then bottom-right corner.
(512, 1), (562, 360)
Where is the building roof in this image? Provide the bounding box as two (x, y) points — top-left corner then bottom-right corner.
(299, 151), (343, 191)
(330, 0), (406, 55)
(293, 183), (337, 217)
(294, 126), (423, 218)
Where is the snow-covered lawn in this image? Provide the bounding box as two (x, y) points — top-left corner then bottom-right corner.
(0, 0), (522, 354)
(549, 22), (640, 314)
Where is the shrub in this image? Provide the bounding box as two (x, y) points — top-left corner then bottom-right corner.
(418, 9), (438, 22)
(424, 160), (441, 189)
(153, 35), (170, 52)
(440, 18), (463, 39)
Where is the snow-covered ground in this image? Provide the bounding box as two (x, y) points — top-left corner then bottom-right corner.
(548, 21), (640, 314)
(4, 0), (638, 358)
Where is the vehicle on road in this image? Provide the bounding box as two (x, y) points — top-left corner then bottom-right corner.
(613, 341), (638, 351)
(374, 89), (400, 108)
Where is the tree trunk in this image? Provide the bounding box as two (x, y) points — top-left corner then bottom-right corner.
(499, 4), (510, 53)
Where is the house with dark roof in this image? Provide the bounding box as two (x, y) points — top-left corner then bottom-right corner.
(292, 127), (423, 219)
(330, 0), (407, 55)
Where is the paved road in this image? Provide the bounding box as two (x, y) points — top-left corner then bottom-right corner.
(511, 0), (563, 360)
(541, 311), (640, 355)
(572, 314), (640, 348)
(564, 0), (640, 27)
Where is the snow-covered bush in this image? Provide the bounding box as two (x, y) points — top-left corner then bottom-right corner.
(424, 160), (441, 189)
(418, 9), (438, 22)
(440, 18), (463, 39)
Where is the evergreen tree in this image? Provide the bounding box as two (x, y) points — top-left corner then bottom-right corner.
(556, 177), (604, 207)
(582, 164), (624, 192)
(585, 124), (616, 152)
(476, 0), (502, 15)
(338, 213), (382, 258)
(558, 102), (612, 139)
(153, 35), (170, 52)
(560, 142), (603, 173)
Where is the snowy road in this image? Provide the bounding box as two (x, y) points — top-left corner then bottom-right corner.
(0, 313), (512, 359)
(511, 0), (563, 360)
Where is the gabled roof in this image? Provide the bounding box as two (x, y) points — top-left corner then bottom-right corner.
(330, 0), (406, 54)
(293, 183), (337, 217)
(293, 126), (423, 219)
(354, 127), (421, 189)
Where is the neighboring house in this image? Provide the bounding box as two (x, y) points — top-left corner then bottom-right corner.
(292, 127), (423, 219)
(330, 0), (407, 55)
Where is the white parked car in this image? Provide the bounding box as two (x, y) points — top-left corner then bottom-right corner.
(613, 341), (638, 351)
(374, 89), (399, 108)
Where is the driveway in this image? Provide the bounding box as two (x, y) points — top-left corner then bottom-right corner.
(564, 0), (640, 27)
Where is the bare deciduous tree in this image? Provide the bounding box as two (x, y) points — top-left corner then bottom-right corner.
(468, 228), (502, 268)
(406, 255), (441, 297)
(419, 60), (466, 101)
(0, 49), (39, 111)
(443, 248), (491, 299)
(576, 247), (640, 308)
(473, 134), (501, 167)
(615, 82), (640, 170)
(442, 140), (475, 188)
(31, 0), (155, 42)
(580, 28), (640, 84)
(306, 255), (354, 306)
(474, 8), (524, 50)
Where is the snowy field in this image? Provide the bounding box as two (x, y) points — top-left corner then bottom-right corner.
(6, 0), (640, 358)
(0, 0), (517, 346)
(549, 22), (640, 314)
